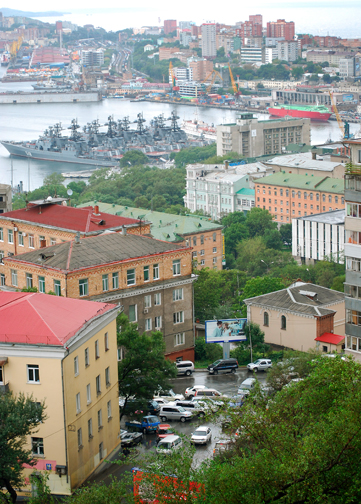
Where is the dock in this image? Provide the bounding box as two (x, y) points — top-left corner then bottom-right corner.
(0, 91), (102, 104)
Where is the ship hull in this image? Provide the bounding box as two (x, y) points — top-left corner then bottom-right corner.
(0, 142), (118, 167)
(268, 107), (331, 122)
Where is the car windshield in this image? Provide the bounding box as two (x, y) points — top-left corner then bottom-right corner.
(192, 401), (200, 408)
(194, 430), (207, 436)
(148, 416), (158, 423)
(168, 390), (176, 396)
(253, 359), (262, 365)
(177, 407), (186, 412)
(158, 442), (171, 449)
(212, 360), (221, 366)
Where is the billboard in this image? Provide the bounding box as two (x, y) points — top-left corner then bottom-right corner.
(343, 94), (354, 102)
(205, 318), (247, 344)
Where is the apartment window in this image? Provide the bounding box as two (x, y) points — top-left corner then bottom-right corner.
(213, 232), (216, 242)
(292, 191), (295, 197)
(79, 279), (88, 297)
(50, 238), (56, 246)
(38, 277), (45, 294)
(105, 366), (110, 387)
(85, 347), (89, 367)
(39, 235), (45, 246)
(173, 311), (184, 324)
(129, 304), (137, 322)
(7, 229), (13, 244)
(200, 259), (205, 266)
(96, 375), (101, 395)
(117, 348), (124, 361)
(200, 249), (205, 256)
(0, 228), (2, 241)
(144, 295), (151, 309)
(88, 418), (93, 439)
(86, 383), (91, 404)
(29, 234), (34, 248)
(102, 274), (109, 292)
(11, 269), (18, 287)
(99, 442), (104, 460)
(264, 312), (269, 327)
(144, 265), (149, 282)
(127, 268), (136, 286)
(322, 194), (326, 202)
(26, 273), (33, 289)
(154, 293), (161, 306)
(107, 400), (112, 420)
(0, 366), (3, 384)
(145, 318), (152, 331)
(316, 194), (320, 201)
(281, 315), (287, 330)
(347, 203), (361, 218)
(155, 316), (162, 329)
(174, 332), (185, 346)
(328, 195), (332, 203)
(310, 193), (313, 200)
(153, 264), (159, 280)
(76, 392), (81, 414)
(74, 356), (79, 376)
(213, 247), (217, 253)
(173, 288), (183, 301)
(342, 197), (344, 204)
(18, 232), (24, 247)
(112, 272), (119, 289)
(31, 437), (44, 456)
(213, 257), (217, 265)
(173, 259), (181, 276)
(27, 364), (40, 383)
(98, 409), (103, 430)
(200, 235), (204, 245)
(193, 236), (197, 246)
(335, 196), (338, 204)
(95, 339), (100, 359)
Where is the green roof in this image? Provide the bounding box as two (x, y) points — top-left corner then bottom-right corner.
(78, 202), (222, 243)
(258, 172), (344, 193)
(236, 188), (254, 196)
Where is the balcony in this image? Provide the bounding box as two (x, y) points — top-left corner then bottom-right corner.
(0, 383), (9, 394)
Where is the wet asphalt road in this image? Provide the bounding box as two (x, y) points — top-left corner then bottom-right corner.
(89, 369), (267, 485)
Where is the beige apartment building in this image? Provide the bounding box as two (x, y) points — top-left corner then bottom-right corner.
(0, 292), (119, 495)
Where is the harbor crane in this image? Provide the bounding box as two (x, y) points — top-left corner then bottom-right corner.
(328, 90), (352, 139)
(228, 63), (241, 98)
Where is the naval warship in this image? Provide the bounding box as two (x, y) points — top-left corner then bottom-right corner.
(1, 111), (211, 167)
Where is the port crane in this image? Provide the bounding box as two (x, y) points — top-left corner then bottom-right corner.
(328, 90), (352, 139)
(228, 63), (241, 98)
(201, 70), (223, 94)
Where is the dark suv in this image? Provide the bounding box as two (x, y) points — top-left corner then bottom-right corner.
(207, 358), (238, 374)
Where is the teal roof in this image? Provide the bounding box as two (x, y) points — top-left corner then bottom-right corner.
(78, 202), (222, 243)
(258, 172), (344, 194)
(236, 188), (254, 196)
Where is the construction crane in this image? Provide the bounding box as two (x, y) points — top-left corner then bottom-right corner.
(169, 61), (176, 88)
(228, 63), (241, 98)
(10, 36), (23, 59)
(328, 90), (351, 139)
(201, 70), (223, 94)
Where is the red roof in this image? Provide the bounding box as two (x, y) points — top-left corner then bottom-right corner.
(315, 332), (345, 345)
(0, 292), (117, 346)
(1, 204), (141, 234)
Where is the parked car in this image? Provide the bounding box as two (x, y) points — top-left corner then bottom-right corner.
(159, 405), (193, 423)
(185, 385), (209, 399)
(176, 360), (194, 376)
(125, 415), (160, 434)
(207, 358), (238, 374)
(194, 388), (227, 399)
(173, 400), (207, 418)
(191, 426), (212, 445)
(154, 389), (185, 401)
(229, 394), (246, 408)
(247, 359), (272, 373)
(119, 429), (143, 447)
(191, 397), (224, 412)
(238, 378), (256, 394)
(156, 424), (176, 444)
(213, 439), (233, 455)
(153, 397), (170, 406)
(119, 397), (160, 416)
(156, 434), (183, 454)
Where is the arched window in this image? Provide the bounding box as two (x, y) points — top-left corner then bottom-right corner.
(264, 312), (269, 327)
(281, 315), (286, 330)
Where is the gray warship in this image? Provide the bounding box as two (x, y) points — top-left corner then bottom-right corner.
(1, 111), (211, 167)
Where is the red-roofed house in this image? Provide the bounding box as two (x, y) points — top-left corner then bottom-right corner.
(0, 199), (150, 260)
(0, 291), (120, 495)
(315, 332), (345, 353)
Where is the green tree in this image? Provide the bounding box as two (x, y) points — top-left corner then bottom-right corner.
(323, 73), (331, 83)
(240, 276), (285, 316)
(291, 66), (304, 79)
(0, 393), (46, 503)
(262, 228), (283, 250)
(117, 314), (177, 421)
(279, 223), (292, 248)
(221, 212), (249, 259)
(63, 477), (131, 504)
(119, 150), (148, 167)
(246, 207), (277, 238)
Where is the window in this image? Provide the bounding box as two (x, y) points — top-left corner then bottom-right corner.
(264, 312), (269, 326)
(155, 316), (162, 329)
(98, 409), (103, 429)
(86, 383), (91, 404)
(322, 194), (326, 202)
(213, 257), (217, 265)
(88, 418), (93, 439)
(153, 264), (159, 280)
(173, 288), (183, 301)
(144, 295), (151, 308)
(50, 238), (56, 246)
(145, 318), (152, 331)
(0, 366), (3, 384)
(154, 293), (161, 306)
(173, 311), (184, 324)
(7, 229), (13, 244)
(213, 232), (216, 242)
(29, 234), (34, 248)
(112, 272), (119, 289)
(335, 196), (338, 204)
(18, 232), (24, 246)
(39, 235), (45, 246)
(0, 228), (2, 241)
(129, 304), (137, 322)
(281, 315), (286, 330)
(127, 268), (136, 286)
(76, 392), (81, 414)
(213, 247), (217, 253)
(200, 259), (205, 266)
(105, 366), (110, 387)
(174, 332), (185, 346)
(173, 259), (181, 276)
(95, 339), (100, 359)
(200, 249), (205, 256)
(117, 348), (124, 361)
(79, 279), (88, 297)
(107, 400), (112, 420)
(26, 273), (33, 289)
(193, 236), (197, 246)
(31, 437), (44, 456)
(11, 269), (18, 287)
(74, 356), (79, 376)
(53, 279), (61, 296)
(99, 442), (104, 460)
(96, 375), (101, 395)
(27, 365), (40, 383)
(200, 235), (204, 245)
(85, 347), (89, 367)
(102, 274), (109, 291)
(144, 265), (149, 282)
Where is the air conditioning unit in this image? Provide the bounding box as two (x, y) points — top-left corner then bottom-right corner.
(143, 309), (149, 314)
(13, 227), (18, 232)
(22, 233), (27, 237)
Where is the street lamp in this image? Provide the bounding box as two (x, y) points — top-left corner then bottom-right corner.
(261, 259), (274, 269)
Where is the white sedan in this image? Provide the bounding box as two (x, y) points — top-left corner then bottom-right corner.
(191, 426), (212, 445)
(184, 385), (208, 399)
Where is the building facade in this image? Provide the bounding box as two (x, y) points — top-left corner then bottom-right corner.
(0, 292), (119, 495)
(240, 46), (265, 64)
(164, 20), (177, 35)
(201, 24), (216, 58)
(277, 40), (298, 62)
(266, 19), (295, 41)
(81, 49), (104, 67)
(0, 183), (12, 214)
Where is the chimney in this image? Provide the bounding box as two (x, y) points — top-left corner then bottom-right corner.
(312, 151), (317, 160)
(75, 232), (81, 244)
(225, 160), (229, 170)
(40, 239), (46, 248)
(94, 205), (100, 215)
(121, 226), (127, 236)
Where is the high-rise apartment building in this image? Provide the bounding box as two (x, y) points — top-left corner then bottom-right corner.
(164, 19), (177, 35)
(201, 23), (216, 58)
(267, 19), (295, 41)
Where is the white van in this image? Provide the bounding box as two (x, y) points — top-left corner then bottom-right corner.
(156, 435), (183, 454)
(159, 405), (193, 423)
(176, 360), (194, 376)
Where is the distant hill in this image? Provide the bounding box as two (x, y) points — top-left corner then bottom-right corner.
(0, 7), (69, 17)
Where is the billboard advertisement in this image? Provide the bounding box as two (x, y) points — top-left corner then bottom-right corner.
(343, 94), (354, 102)
(205, 318), (247, 344)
